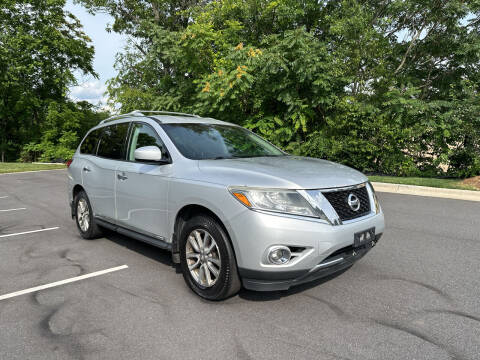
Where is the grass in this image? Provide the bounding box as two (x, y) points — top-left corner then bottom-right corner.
(0, 162), (66, 174)
(368, 175), (478, 191)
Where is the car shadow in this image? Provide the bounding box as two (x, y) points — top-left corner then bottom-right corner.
(238, 267), (351, 302)
(101, 231), (351, 300)
(102, 230), (179, 271)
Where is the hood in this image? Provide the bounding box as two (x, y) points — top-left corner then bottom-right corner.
(197, 156), (367, 189)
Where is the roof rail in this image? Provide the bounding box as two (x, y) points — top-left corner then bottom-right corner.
(132, 110), (200, 118)
(99, 110), (199, 124)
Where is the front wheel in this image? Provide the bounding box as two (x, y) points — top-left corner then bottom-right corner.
(179, 215), (241, 300)
(74, 190), (103, 239)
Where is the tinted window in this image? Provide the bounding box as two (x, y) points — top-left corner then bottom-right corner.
(127, 123), (169, 162)
(97, 123), (130, 160)
(80, 129), (101, 155)
(161, 123), (284, 160)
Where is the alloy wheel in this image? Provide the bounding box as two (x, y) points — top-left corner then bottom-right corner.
(185, 229), (222, 287)
(77, 198), (90, 232)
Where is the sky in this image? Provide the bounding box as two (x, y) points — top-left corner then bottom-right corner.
(65, 1), (127, 107)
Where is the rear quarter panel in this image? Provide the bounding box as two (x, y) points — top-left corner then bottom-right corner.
(68, 154), (85, 202)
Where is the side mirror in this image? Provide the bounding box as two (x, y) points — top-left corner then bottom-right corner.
(134, 146), (163, 162)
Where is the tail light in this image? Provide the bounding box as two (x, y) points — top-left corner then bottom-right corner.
(66, 159), (73, 168)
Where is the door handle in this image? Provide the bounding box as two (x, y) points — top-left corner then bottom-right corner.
(83, 167), (91, 172)
(117, 173), (128, 181)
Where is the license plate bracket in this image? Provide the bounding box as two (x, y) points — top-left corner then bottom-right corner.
(354, 227), (375, 248)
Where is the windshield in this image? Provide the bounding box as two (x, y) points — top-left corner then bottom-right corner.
(161, 123), (285, 160)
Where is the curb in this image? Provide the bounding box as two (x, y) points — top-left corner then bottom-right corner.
(371, 182), (480, 202)
(0, 168), (66, 176)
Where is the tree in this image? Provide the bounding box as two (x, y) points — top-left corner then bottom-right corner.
(76, 0), (480, 177)
(20, 101), (110, 162)
(0, 0), (96, 161)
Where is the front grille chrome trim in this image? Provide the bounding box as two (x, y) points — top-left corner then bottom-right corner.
(302, 182), (376, 226)
(298, 190), (341, 226)
(318, 182), (367, 193)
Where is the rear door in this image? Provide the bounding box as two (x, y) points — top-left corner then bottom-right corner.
(84, 123), (129, 221)
(115, 122), (172, 240)
(79, 128), (104, 215)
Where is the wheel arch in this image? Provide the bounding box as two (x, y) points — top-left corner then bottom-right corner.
(172, 204), (235, 263)
(73, 184), (85, 199)
(71, 184), (86, 218)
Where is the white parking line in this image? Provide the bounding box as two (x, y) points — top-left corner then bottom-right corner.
(0, 265), (129, 301)
(0, 208), (26, 213)
(0, 196), (8, 199)
(0, 227), (59, 238)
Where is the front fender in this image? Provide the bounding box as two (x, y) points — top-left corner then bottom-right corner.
(167, 179), (249, 265)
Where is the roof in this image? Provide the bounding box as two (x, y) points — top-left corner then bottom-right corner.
(99, 110), (234, 126)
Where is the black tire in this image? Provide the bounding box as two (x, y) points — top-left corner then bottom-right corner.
(74, 190), (103, 239)
(179, 215), (241, 300)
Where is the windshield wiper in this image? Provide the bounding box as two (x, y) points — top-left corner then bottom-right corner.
(209, 154), (284, 160)
(211, 156), (234, 160)
(233, 154), (285, 158)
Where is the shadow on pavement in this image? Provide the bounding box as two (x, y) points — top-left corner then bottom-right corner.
(102, 230), (178, 270)
(101, 230), (351, 300)
(238, 267), (351, 302)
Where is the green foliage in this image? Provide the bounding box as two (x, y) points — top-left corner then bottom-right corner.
(20, 101), (109, 162)
(0, 0), (97, 161)
(69, 1), (480, 176)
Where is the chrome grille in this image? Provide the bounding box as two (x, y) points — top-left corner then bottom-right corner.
(322, 185), (371, 221)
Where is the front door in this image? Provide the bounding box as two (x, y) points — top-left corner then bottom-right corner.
(115, 122), (172, 240)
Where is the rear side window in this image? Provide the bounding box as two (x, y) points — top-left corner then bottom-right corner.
(97, 123), (130, 160)
(80, 129), (101, 155)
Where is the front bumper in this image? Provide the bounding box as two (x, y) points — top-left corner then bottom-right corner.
(240, 233), (381, 291)
(225, 205), (385, 291)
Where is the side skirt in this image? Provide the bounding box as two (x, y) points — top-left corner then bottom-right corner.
(94, 218), (172, 252)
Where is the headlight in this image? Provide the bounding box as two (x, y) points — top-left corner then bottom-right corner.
(229, 187), (328, 220)
(367, 182), (381, 214)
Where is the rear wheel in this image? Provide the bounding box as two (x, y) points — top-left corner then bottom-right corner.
(179, 215), (241, 300)
(74, 190), (103, 239)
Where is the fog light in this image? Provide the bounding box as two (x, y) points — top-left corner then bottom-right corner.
(268, 246), (291, 265)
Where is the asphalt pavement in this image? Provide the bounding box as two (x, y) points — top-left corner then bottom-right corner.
(0, 169), (479, 360)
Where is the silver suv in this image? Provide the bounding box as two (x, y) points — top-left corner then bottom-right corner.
(68, 110), (385, 300)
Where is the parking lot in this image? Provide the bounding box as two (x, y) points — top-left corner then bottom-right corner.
(0, 169), (479, 360)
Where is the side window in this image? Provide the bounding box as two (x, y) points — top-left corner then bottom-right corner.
(80, 129), (100, 155)
(97, 123), (130, 160)
(127, 123), (170, 162)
